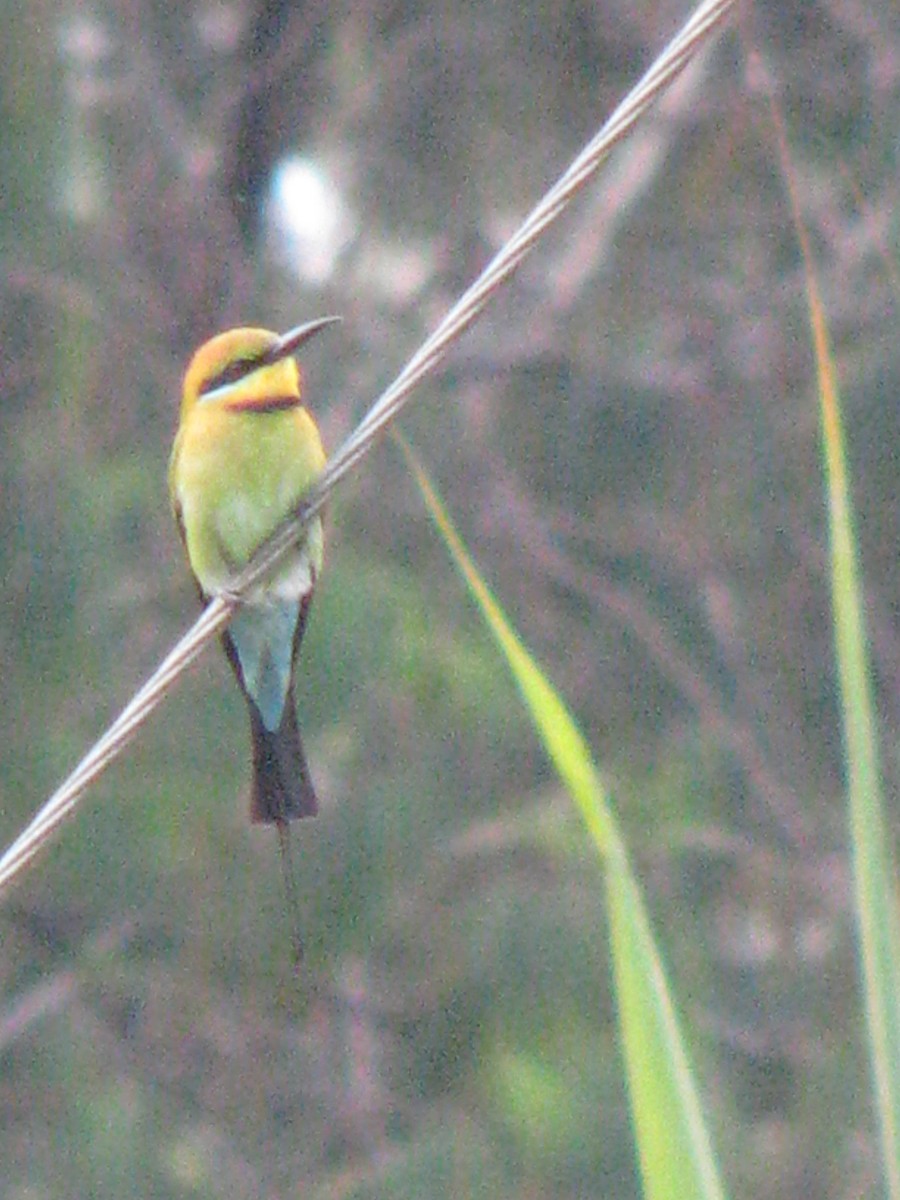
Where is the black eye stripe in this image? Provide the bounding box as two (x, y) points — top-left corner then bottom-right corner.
(200, 355), (262, 396)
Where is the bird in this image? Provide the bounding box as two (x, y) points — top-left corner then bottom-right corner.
(169, 317), (338, 959)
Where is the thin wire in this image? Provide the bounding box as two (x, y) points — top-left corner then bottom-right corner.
(218, 0), (736, 597)
(0, 0), (736, 895)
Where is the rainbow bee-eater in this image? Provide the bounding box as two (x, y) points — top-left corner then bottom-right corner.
(169, 318), (337, 929)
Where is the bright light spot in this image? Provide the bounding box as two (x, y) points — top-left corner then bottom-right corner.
(194, 3), (246, 52)
(57, 13), (112, 64)
(267, 156), (355, 285)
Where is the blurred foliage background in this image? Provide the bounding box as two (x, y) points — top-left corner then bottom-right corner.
(0, 0), (896, 1196)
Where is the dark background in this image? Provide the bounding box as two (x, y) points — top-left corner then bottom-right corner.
(1, 1), (896, 1196)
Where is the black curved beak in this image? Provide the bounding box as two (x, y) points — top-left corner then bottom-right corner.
(264, 315), (342, 366)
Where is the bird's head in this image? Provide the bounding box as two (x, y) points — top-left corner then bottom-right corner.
(180, 317), (340, 418)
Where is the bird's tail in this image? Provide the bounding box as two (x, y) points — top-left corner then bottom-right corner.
(247, 695), (319, 823)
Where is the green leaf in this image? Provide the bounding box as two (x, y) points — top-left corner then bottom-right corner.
(781, 129), (900, 1196)
(401, 435), (728, 1200)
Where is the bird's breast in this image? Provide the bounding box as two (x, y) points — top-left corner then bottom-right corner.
(173, 405), (325, 598)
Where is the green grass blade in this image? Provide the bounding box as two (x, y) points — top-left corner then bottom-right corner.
(816, 244), (900, 1200)
(770, 98), (900, 1195)
(400, 438), (728, 1200)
